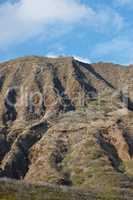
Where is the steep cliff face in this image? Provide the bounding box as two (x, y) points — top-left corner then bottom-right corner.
(0, 56), (133, 199)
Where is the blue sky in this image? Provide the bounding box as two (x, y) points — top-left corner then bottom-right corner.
(0, 0), (133, 64)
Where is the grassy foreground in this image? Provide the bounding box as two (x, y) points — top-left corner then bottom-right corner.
(0, 178), (98, 200)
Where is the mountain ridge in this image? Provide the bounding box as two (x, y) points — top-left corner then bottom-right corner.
(0, 56), (133, 199)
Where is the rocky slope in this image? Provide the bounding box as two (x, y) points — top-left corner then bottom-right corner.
(0, 56), (133, 199)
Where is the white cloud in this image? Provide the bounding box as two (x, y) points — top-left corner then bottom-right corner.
(18, 0), (90, 23)
(73, 56), (91, 63)
(46, 53), (91, 63)
(0, 0), (124, 48)
(92, 35), (133, 64)
(116, 0), (133, 5)
(89, 7), (123, 32)
(46, 53), (60, 58)
(93, 37), (132, 55)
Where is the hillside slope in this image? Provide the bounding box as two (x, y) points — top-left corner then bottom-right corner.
(0, 56), (133, 199)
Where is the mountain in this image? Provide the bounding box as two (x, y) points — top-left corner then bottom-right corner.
(0, 56), (133, 199)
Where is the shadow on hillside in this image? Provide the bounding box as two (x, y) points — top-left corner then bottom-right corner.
(76, 61), (115, 89)
(53, 69), (75, 112)
(3, 121), (49, 179)
(73, 61), (97, 99)
(98, 133), (124, 173)
(0, 75), (5, 92)
(2, 88), (17, 125)
(120, 92), (133, 111)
